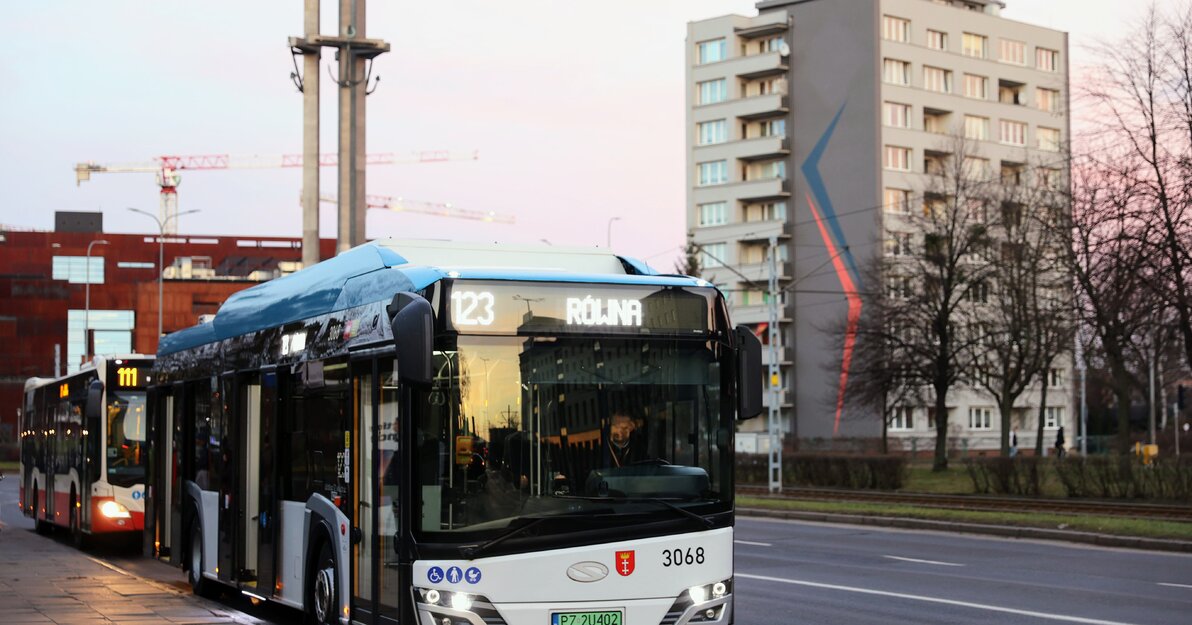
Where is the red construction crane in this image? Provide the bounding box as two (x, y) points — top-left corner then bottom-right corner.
(74, 150), (479, 234)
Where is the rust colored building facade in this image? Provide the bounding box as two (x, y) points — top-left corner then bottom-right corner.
(0, 216), (335, 448)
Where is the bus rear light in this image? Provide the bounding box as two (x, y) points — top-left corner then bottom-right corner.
(99, 500), (131, 519)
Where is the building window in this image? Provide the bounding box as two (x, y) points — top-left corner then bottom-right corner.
(701, 242), (726, 268)
(924, 66), (952, 93)
(697, 160), (728, 186)
(697, 119), (727, 145)
(759, 117), (786, 137)
(890, 406), (914, 431)
(1036, 87), (1060, 112)
(1049, 368), (1065, 388)
(745, 201), (787, 222)
(1036, 47), (1059, 72)
(999, 39), (1026, 65)
(884, 146), (912, 171)
(760, 36), (785, 54)
(883, 59), (910, 85)
(1037, 127), (1061, 151)
(963, 74), (988, 99)
(886, 231), (913, 257)
(883, 15), (910, 42)
(884, 188), (912, 214)
(969, 407), (993, 430)
(999, 120), (1027, 146)
(698, 38), (727, 64)
(52, 256), (105, 284)
(698, 202), (728, 227)
(887, 275), (913, 299)
(964, 115), (989, 141)
(1045, 406), (1064, 429)
(966, 280), (990, 303)
(962, 32), (987, 58)
(67, 309), (134, 373)
(117, 261), (155, 269)
(927, 29), (948, 51)
(883, 102), (912, 128)
(966, 157), (991, 178)
(1040, 167), (1062, 189)
(753, 160), (786, 180)
(698, 79), (727, 105)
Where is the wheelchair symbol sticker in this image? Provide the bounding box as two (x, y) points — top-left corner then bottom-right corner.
(446, 567), (463, 584)
(131, 490), (143, 500)
(427, 567), (445, 583)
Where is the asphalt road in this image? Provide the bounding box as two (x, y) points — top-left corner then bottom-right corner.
(732, 516), (1192, 624)
(6, 473), (1191, 624)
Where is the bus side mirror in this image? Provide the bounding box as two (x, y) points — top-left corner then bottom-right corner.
(85, 380), (104, 421)
(388, 292), (433, 386)
(734, 325), (763, 420)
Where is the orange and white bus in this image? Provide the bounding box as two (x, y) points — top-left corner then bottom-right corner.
(19, 355), (153, 547)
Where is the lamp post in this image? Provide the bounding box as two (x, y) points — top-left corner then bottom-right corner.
(128, 207), (200, 342)
(606, 217), (621, 248)
(84, 239), (109, 364)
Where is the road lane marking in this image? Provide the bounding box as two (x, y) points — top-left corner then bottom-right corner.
(883, 555), (964, 567)
(737, 572), (1140, 625)
(1158, 582), (1192, 589)
(734, 540), (773, 547)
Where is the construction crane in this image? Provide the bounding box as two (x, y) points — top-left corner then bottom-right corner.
(74, 150), (479, 235)
(318, 193), (516, 225)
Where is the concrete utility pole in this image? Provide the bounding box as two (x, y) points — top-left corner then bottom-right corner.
(290, 0), (389, 258)
(300, 0), (320, 268)
(767, 236), (782, 493)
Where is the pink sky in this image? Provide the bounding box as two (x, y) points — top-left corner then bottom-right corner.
(0, 0), (1149, 270)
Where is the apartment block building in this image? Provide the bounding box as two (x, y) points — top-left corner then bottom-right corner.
(686, 0), (1072, 452)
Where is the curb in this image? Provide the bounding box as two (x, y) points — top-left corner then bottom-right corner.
(737, 507), (1192, 553)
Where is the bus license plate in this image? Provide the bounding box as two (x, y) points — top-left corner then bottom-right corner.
(551, 610), (623, 625)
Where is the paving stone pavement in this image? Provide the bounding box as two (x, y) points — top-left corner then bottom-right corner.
(0, 527), (273, 625)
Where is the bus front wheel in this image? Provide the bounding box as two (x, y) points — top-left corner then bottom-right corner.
(188, 523), (218, 598)
(69, 490), (87, 550)
(308, 540), (337, 625)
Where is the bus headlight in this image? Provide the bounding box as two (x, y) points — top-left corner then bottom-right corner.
(450, 592), (473, 611)
(99, 500), (131, 519)
(689, 585), (708, 604)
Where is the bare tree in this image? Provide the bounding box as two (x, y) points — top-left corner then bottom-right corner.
(970, 160), (1073, 456)
(863, 135), (995, 470)
(674, 235), (702, 276)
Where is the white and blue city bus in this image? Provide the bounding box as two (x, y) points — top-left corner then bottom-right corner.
(145, 240), (762, 625)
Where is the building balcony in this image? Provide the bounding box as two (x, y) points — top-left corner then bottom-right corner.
(693, 220), (787, 247)
(694, 93), (787, 123)
(730, 51), (788, 79)
(725, 304), (791, 326)
(693, 136), (789, 164)
(734, 11), (788, 39)
(691, 176), (789, 205)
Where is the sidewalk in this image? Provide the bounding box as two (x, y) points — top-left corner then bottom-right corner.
(0, 527), (270, 625)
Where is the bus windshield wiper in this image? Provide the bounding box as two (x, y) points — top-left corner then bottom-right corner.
(459, 516), (549, 560)
(559, 495), (714, 529)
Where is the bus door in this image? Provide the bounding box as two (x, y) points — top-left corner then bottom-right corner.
(147, 387), (172, 559)
(234, 372), (263, 589)
(169, 381), (186, 564)
(351, 360), (377, 622)
(254, 368), (280, 598)
(217, 372), (236, 585)
(351, 358), (402, 624)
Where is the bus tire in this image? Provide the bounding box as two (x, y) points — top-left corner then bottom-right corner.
(33, 486), (51, 536)
(307, 539), (338, 625)
(69, 489), (87, 550)
(188, 522), (218, 599)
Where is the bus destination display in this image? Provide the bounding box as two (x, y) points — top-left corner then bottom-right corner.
(446, 281), (713, 335)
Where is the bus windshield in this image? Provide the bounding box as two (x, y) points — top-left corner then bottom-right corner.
(413, 335), (733, 540)
(106, 390), (147, 487)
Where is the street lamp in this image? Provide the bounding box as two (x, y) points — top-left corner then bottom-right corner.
(127, 207), (200, 341)
(606, 217), (621, 248)
(84, 239), (109, 364)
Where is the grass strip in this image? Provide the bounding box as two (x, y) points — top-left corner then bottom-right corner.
(0, 460), (17, 472)
(737, 496), (1192, 541)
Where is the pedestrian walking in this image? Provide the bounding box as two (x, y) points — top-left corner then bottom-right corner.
(1055, 426), (1066, 459)
(1009, 428), (1019, 457)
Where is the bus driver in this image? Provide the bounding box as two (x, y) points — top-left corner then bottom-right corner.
(608, 411), (645, 468)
